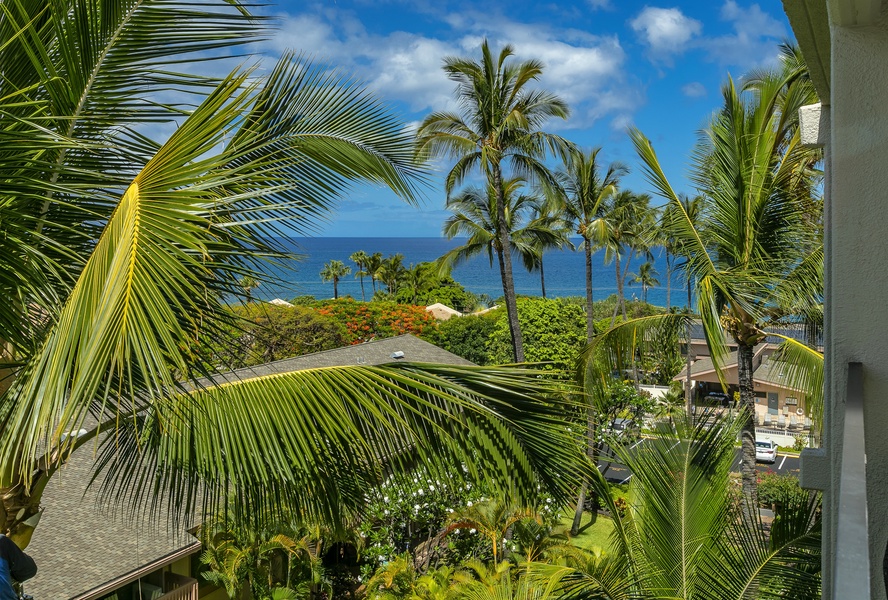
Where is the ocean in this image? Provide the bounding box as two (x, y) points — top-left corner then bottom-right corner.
(256, 237), (690, 308)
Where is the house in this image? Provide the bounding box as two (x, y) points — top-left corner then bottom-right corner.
(425, 302), (462, 321)
(782, 1), (886, 597)
(26, 334), (473, 600)
(673, 345), (812, 424)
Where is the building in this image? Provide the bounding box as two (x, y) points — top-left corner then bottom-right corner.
(782, 1), (887, 597)
(26, 334), (473, 600)
(674, 345), (813, 426)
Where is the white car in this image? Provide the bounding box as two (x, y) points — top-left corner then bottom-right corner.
(755, 439), (778, 464)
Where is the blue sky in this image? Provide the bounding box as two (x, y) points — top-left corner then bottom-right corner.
(262, 0), (792, 237)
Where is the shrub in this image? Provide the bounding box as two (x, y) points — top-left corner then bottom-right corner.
(315, 299), (438, 343)
(757, 470), (807, 508)
(487, 298), (586, 368)
(232, 304), (349, 366)
(433, 312), (500, 365)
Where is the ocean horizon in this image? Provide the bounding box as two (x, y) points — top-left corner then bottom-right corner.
(256, 237), (691, 308)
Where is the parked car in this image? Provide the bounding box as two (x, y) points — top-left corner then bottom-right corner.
(755, 439), (778, 463)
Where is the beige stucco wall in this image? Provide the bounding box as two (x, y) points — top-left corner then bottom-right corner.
(820, 3), (888, 597)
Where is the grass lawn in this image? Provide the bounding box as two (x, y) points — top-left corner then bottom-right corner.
(559, 511), (616, 552)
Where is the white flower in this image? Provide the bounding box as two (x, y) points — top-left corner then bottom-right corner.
(417, 488), (424, 495)
(383, 496), (389, 502)
(414, 504), (421, 511)
(384, 509), (390, 516)
(466, 501), (473, 507)
(470, 528), (476, 534)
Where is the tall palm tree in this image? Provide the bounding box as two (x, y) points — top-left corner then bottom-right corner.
(438, 178), (563, 293)
(350, 250), (370, 301)
(377, 253), (406, 294)
(0, 0), (586, 549)
(320, 260), (351, 299)
(629, 261), (659, 303)
(549, 147), (627, 342)
(366, 252), (385, 293)
(524, 195), (572, 299)
(601, 190), (655, 325)
(416, 40), (572, 362)
(629, 54), (821, 513)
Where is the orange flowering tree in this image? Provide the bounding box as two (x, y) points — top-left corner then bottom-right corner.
(316, 299), (438, 343)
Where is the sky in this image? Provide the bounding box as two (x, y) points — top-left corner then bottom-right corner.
(259, 0), (793, 237)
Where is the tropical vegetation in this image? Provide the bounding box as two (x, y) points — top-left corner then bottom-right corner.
(416, 40), (572, 361)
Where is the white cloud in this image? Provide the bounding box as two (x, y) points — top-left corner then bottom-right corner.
(630, 7), (702, 59)
(587, 0), (612, 9)
(703, 1), (786, 68)
(682, 82), (707, 97)
(269, 8), (640, 129)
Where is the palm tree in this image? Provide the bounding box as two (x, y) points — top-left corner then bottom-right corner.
(367, 252), (385, 293)
(438, 178), (563, 295)
(523, 195), (572, 299)
(549, 147), (627, 342)
(377, 253), (405, 294)
(416, 40), (572, 362)
(320, 260), (351, 300)
(240, 276), (261, 303)
(601, 190), (656, 325)
(556, 413), (821, 599)
(444, 499), (538, 564)
(629, 261), (659, 303)
(0, 1), (587, 549)
(629, 53), (821, 513)
(350, 250), (370, 301)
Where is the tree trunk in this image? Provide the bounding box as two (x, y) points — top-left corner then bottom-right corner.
(584, 239), (594, 343)
(571, 408), (598, 535)
(737, 341), (759, 522)
(620, 251), (632, 321)
(359, 275), (365, 301)
(333, 278), (339, 300)
(610, 254), (622, 327)
(665, 258), (672, 310)
(539, 257), (546, 299)
(685, 280), (693, 417)
(492, 165), (524, 362)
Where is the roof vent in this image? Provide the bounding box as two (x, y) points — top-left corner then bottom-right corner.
(391, 351), (405, 359)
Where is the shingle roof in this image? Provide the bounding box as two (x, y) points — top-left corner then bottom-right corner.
(27, 334), (472, 599)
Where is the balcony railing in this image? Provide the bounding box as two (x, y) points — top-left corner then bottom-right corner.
(833, 362), (870, 598)
(158, 573), (198, 600)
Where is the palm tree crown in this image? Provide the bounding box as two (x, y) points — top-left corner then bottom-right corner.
(417, 39), (572, 361)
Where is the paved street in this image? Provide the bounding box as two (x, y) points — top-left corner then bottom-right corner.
(597, 438), (801, 484)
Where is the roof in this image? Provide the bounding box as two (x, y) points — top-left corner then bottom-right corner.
(205, 334), (473, 386)
(28, 334), (472, 599)
(27, 442), (199, 600)
(425, 303), (462, 321)
(673, 347), (804, 393)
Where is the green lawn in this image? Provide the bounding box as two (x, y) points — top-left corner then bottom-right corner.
(560, 511), (616, 552)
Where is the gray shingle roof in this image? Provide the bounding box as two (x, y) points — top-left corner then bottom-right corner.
(27, 334), (472, 599)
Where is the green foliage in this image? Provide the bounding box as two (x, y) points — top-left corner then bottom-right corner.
(487, 298), (586, 368)
(591, 294), (665, 322)
(433, 313), (500, 365)
(396, 274), (478, 313)
(359, 467), (489, 578)
(757, 471), (809, 509)
(315, 299), (438, 343)
(217, 304), (349, 367)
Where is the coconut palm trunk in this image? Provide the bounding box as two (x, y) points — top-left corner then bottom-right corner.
(539, 257), (547, 299)
(584, 239), (595, 343)
(737, 340), (759, 518)
(686, 280), (693, 417)
(493, 166), (525, 362)
(570, 408), (598, 535)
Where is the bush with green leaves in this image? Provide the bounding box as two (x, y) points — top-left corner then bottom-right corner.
(431, 312), (500, 365)
(487, 298), (586, 368)
(757, 470), (809, 509)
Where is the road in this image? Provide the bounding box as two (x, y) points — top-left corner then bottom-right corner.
(596, 439), (801, 484)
